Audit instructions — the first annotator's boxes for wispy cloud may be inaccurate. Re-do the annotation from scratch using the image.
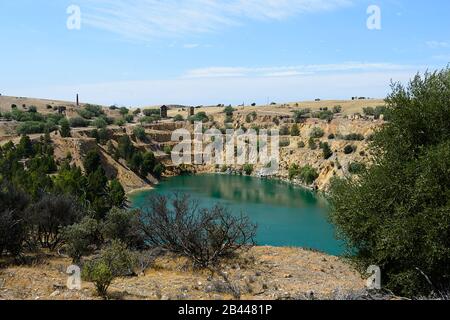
[79,0,352,40]
[426,41,450,49]
[182,62,418,78]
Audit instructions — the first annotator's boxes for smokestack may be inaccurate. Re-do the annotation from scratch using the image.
[76,94,79,106]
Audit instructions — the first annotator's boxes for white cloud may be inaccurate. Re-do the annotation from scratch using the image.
[182,62,418,78]
[426,41,450,49]
[183,43,200,49]
[79,0,352,40]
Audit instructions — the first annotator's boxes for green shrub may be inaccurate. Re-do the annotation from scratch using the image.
[298,141,305,148]
[82,260,114,298]
[333,105,342,113]
[279,138,290,148]
[328,133,335,140]
[243,164,254,175]
[291,124,300,136]
[223,106,236,116]
[280,126,290,136]
[92,118,107,129]
[173,114,184,122]
[17,121,56,135]
[59,118,71,137]
[188,112,208,123]
[321,142,333,159]
[124,114,134,123]
[63,217,101,262]
[115,118,126,126]
[298,165,319,185]
[133,126,147,141]
[70,117,89,128]
[348,162,366,174]
[344,133,365,141]
[288,164,300,180]
[344,145,355,154]
[310,127,324,138]
[143,109,159,117]
[308,137,317,150]
[82,241,136,297]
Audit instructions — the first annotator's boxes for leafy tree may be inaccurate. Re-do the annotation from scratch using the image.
[329,68,450,297]
[102,208,144,249]
[83,150,102,175]
[117,136,135,161]
[140,151,156,177]
[27,194,85,250]
[108,179,127,209]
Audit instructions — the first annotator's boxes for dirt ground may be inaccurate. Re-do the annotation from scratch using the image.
[0,247,365,301]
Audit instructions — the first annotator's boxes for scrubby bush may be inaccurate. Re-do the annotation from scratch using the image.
[329,68,450,297]
[333,105,342,113]
[92,118,107,129]
[140,194,256,268]
[344,145,355,154]
[310,127,324,138]
[124,114,134,123]
[297,141,305,148]
[279,138,290,148]
[321,142,333,160]
[17,121,56,135]
[223,106,236,116]
[243,164,254,175]
[308,137,317,150]
[63,217,101,262]
[143,109,159,117]
[189,112,208,123]
[291,124,300,136]
[298,165,319,185]
[59,118,71,137]
[173,114,184,122]
[70,117,89,128]
[344,133,365,141]
[133,126,147,141]
[280,126,290,136]
[82,240,136,297]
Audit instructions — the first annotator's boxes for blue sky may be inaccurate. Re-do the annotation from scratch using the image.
[0,0,449,106]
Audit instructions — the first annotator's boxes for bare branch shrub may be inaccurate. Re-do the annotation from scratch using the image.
[140,193,257,269]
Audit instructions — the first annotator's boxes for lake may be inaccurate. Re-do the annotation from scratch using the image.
[129,174,345,256]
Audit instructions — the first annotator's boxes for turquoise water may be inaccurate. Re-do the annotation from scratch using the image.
[129,174,345,256]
